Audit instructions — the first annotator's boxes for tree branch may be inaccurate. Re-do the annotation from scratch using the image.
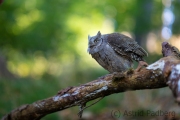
[2,42,180,120]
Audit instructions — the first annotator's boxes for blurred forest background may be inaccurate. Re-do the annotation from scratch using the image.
[1,0,180,119]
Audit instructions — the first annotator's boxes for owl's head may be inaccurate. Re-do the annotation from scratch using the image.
[87,31,103,54]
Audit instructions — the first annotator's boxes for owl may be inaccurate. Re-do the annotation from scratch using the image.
[87,31,148,73]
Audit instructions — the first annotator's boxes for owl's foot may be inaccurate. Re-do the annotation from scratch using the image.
[127,67,134,75]
[135,61,148,72]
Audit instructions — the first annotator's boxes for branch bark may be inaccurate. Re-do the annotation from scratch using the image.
[2,42,180,120]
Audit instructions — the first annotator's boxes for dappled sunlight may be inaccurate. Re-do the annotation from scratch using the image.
[24,0,37,10]
[12,9,43,35]
[48,60,62,76]
[146,32,162,54]
[32,56,47,79]
[169,35,180,50]
[7,50,48,79]
[17,63,30,77]
[102,18,115,33]
[60,52,75,64]
[66,14,104,34]
[146,33,180,55]
[121,31,134,38]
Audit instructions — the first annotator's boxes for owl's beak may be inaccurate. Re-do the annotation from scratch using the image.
[89,45,95,48]
[87,45,95,54]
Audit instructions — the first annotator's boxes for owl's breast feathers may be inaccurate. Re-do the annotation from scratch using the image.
[106,33,148,62]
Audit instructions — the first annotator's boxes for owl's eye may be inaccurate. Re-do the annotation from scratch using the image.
[94,40,98,43]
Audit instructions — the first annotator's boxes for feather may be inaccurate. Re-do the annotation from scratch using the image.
[107,33,148,62]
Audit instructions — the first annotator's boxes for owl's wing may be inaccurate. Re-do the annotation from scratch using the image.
[107,33,148,61]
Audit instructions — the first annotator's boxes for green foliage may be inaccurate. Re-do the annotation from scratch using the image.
[0,0,177,79]
[0,0,166,55]
[0,78,60,119]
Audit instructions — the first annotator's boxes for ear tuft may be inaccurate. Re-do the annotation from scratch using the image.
[97,31,101,37]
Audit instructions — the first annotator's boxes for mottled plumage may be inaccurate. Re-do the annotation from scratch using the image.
[87,31,148,73]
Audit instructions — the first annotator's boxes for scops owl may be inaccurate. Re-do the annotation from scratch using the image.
[87,31,148,73]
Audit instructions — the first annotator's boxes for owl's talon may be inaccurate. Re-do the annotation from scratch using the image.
[127,67,134,75]
[127,67,134,71]
[135,61,148,72]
